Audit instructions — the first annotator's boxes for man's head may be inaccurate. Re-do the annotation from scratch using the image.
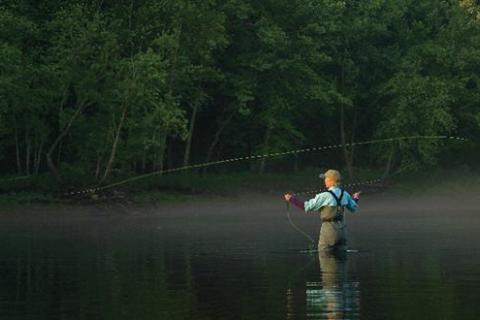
[319,169,341,188]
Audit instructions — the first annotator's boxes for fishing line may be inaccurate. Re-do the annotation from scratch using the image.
[286,201,316,244]
[292,178,384,196]
[66,135,467,196]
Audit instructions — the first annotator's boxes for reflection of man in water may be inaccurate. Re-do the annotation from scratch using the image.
[284,169,360,253]
[286,252,360,320]
[305,252,360,319]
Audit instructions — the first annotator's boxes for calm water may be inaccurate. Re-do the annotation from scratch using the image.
[1,195,479,319]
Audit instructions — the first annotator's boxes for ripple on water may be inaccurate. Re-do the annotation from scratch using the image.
[304,281,361,320]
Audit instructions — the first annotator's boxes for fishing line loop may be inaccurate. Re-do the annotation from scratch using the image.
[66,135,468,196]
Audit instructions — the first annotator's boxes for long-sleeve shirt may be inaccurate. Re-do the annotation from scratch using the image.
[289,186,358,212]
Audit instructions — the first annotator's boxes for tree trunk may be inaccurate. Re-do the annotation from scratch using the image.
[340,102,354,178]
[14,122,21,175]
[25,140,31,176]
[25,128,31,176]
[95,154,102,180]
[46,99,88,182]
[156,131,167,174]
[183,104,198,167]
[34,140,44,175]
[382,146,395,180]
[248,142,257,173]
[339,62,354,179]
[349,102,358,168]
[258,125,272,175]
[203,112,234,173]
[56,139,63,168]
[151,129,159,171]
[33,133,38,175]
[99,103,128,184]
[141,150,146,174]
[167,138,174,170]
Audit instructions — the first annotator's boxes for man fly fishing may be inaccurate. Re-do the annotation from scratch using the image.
[284,169,361,253]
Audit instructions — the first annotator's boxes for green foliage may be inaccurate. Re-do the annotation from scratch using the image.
[376,74,455,169]
[0,0,479,191]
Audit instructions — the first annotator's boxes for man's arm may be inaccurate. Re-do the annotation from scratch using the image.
[286,195,305,210]
[284,193,327,212]
[304,193,327,211]
[346,191,361,212]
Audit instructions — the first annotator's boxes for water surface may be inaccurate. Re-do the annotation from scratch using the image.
[1,193,479,319]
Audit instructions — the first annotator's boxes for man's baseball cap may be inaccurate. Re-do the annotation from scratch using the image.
[319,169,342,183]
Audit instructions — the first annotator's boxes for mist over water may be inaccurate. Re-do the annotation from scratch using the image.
[1,192,479,320]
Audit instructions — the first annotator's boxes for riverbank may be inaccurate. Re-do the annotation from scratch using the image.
[0,167,478,206]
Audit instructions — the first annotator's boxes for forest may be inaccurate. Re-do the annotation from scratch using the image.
[1,0,479,193]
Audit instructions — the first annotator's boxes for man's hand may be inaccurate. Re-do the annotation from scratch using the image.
[353,191,361,200]
[284,193,293,202]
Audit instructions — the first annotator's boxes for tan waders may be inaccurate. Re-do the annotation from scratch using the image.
[318,190,347,252]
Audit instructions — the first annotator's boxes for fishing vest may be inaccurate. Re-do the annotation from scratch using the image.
[320,189,345,223]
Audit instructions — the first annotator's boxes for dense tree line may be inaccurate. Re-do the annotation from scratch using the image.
[1,0,479,188]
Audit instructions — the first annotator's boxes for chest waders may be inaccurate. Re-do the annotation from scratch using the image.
[318,189,347,252]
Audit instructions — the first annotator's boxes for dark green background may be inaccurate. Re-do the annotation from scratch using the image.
[1,0,479,192]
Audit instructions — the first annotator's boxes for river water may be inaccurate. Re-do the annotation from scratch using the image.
[1,193,479,319]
